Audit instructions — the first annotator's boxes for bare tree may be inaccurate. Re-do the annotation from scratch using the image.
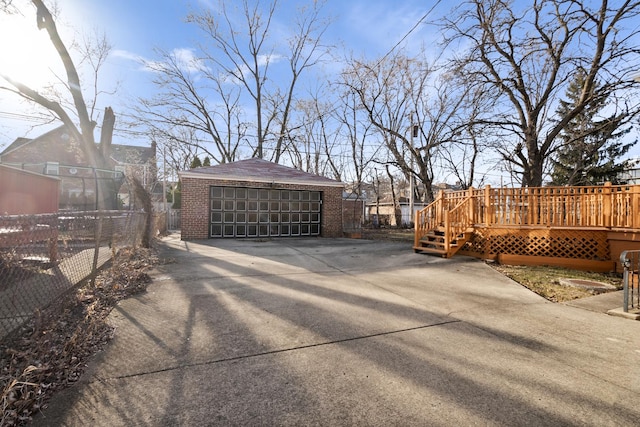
[343,53,471,202]
[435,83,496,189]
[287,98,322,175]
[0,0,119,207]
[443,0,640,187]
[1,0,16,13]
[156,127,203,174]
[332,85,378,197]
[183,0,330,163]
[136,47,247,165]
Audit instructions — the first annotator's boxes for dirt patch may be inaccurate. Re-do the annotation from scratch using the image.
[490,264,622,303]
[0,247,160,426]
[361,228,414,242]
[558,278,617,292]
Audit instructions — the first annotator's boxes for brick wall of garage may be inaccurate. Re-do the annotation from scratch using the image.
[181,177,343,240]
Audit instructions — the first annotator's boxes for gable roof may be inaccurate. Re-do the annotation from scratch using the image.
[0,125,154,166]
[0,137,32,156]
[179,158,343,187]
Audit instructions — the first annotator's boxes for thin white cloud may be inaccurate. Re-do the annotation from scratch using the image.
[112,49,145,62]
[113,48,208,75]
[221,53,285,85]
[169,48,208,73]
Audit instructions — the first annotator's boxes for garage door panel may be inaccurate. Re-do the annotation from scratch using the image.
[211,224,222,237]
[210,186,322,238]
[211,187,223,198]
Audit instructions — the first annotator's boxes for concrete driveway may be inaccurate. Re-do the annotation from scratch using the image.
[35,235,640,426]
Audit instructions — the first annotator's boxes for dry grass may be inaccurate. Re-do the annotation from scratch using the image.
[489,263,622,302]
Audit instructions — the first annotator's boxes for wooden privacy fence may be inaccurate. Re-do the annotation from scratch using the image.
[414,183,640,272]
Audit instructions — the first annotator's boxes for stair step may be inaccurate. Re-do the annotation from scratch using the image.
[420,239,445,247]
[413,246,448,256]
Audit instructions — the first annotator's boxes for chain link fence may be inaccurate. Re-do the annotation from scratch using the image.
[0,211,147,340]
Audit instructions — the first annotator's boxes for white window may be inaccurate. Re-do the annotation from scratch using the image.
[45,161,59,175]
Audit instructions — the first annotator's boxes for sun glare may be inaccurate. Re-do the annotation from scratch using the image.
[0,13,63,90]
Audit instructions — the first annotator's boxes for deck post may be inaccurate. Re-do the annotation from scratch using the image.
[468,187,475,224]
[633,185,640,229]
[437,190,445,225]
[603,182,612,228]
[444,208,450,254]
[484,185,492,226]
[413,207,420,248]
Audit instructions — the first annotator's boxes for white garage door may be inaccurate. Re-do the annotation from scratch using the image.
[210,186,322,238]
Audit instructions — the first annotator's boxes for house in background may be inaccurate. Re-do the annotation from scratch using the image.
[109,143,158,208]
[365,197,428,227]
[0,164,59,215]
[0,126,156,210]
[342,192,365,234]
[618,158,640,184]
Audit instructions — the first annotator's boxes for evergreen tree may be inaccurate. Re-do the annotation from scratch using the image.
[190,156,202,168]
[551,72,635,186]
[202,156,211,166]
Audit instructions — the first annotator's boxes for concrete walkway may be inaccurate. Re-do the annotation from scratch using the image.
[34,235,640,426]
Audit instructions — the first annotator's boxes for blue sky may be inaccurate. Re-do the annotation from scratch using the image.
[0,0,446,147]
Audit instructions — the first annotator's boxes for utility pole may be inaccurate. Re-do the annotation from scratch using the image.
[409,113,417,225]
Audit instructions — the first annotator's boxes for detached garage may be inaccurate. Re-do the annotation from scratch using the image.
[179,158,344,240]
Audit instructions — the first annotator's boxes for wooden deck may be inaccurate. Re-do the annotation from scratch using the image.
[414,183,640,272]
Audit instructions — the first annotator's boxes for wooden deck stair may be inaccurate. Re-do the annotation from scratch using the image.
[412,183,640,271]
[414,226,473,257]
[413,192,476,258]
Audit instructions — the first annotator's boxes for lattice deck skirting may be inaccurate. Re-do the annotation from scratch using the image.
[415,184,640,271]
[459,227,611,261]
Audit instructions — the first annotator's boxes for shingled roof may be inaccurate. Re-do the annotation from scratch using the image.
[179,158,343,187]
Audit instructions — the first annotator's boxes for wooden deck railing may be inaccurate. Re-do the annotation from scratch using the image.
[417,183,640,231]
[414,183,640,259]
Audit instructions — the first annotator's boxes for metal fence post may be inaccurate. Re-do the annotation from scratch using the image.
[620,250,630,313]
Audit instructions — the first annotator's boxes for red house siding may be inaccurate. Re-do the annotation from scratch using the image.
[0,166,59,215]
[181,177,343,240]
